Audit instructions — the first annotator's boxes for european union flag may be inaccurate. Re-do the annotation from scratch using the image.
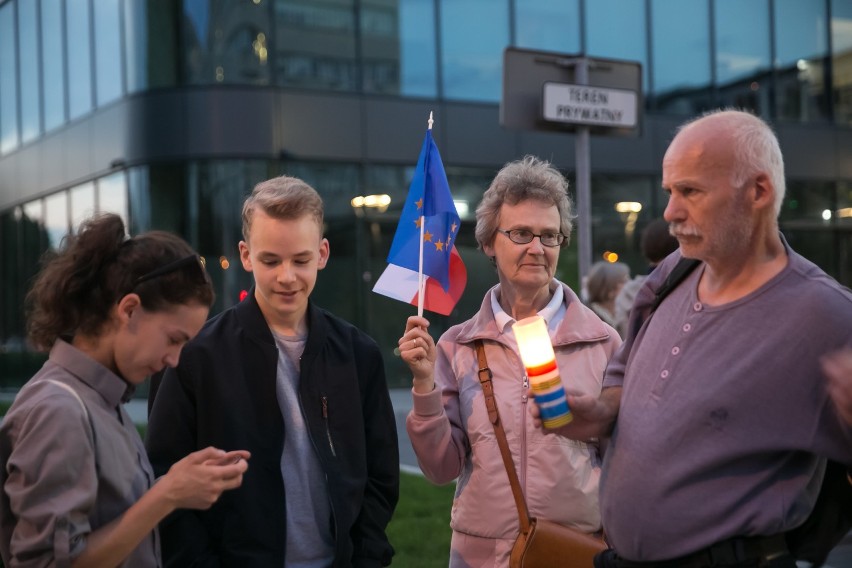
[386,129,460,291]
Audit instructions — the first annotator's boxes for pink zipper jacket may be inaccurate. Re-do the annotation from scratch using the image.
[407,282,622,541]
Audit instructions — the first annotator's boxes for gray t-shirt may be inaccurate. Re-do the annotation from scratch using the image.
[273,331,334,568]
[601,249,852,561]
[0,339,159,567]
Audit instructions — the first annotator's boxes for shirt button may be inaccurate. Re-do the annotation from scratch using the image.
[683,323,691,332]
[672,346,680,355]
[661,370,669,379]
[694,302,703,311]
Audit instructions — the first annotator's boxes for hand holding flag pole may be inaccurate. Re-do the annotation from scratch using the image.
[373,113,467,316]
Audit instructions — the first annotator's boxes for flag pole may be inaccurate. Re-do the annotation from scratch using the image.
[417,112,433,317]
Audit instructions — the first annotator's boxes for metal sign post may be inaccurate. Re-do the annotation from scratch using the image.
[574,57,592,285]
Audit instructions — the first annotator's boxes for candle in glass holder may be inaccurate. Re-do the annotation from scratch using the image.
[512,315,572,428]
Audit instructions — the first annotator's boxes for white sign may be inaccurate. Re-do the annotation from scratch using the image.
[542,82,638,128]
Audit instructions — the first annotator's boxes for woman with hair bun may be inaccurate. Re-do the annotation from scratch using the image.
[0,213,249,568]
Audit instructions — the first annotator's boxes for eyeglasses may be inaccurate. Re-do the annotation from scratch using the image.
[135,254,207,286]
[497,228,565,247]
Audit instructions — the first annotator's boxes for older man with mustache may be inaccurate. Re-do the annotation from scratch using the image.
[533,109,852,568]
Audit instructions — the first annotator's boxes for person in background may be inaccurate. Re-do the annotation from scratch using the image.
[146,175,399,567]
[532,109,852,567]
[586,260,630,333]
[614,218,680,337]
[398,155,621,567]
[0,213,249,568]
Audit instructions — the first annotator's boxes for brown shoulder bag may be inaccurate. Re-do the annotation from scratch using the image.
[473,340,607,568]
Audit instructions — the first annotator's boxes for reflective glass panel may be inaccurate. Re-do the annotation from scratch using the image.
[98,172,129,225]
[95,0,123,106]
[41,0,66,131]
[124,0,146,92]
[650,0,712,115]
[396,0,437,97]
[67,0,93,119]
[19,0,41,143]
[362,0,406,94]
[773,0,829,122]
[70,183,96,232]
[714,0,771,116]
[274,0,355,90]
[44,191,69,250]
[0,3,19,153]
[516,0,580,54]
[832,0,852,124]
[440,0,508,101]
[586,0,648,92]
[183,0,271,86]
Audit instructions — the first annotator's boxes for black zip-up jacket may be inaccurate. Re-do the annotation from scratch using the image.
[145,291,399,567]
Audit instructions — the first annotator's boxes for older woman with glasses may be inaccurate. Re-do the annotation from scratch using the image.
[0,213,249,568]
[398,155,622,567]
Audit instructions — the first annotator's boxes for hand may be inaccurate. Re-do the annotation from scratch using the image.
[398,315,436,393]
[528,387,622,441]
[161,447,250,511]
[823,348,852,426]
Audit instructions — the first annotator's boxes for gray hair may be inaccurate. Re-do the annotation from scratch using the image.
[474,155,574,250]
[680,109,786,216]
[586,261,629,304]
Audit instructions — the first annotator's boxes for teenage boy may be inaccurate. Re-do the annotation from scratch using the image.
[146,175,400,567]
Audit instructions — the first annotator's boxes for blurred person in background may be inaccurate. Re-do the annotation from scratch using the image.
[614,218,680,337]
[586,260,630,333]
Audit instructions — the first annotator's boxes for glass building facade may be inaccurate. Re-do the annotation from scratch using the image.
[1,0,851,389]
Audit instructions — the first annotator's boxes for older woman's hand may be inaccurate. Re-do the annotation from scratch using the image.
[399,315,437,393]
[823,348,852,426]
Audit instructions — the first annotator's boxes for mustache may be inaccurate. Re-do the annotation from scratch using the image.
[669,223,700,238]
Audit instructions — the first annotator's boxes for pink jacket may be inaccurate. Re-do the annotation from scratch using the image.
[407,282,622,540]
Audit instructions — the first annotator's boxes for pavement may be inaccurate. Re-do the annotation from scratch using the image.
[24,391,852,564]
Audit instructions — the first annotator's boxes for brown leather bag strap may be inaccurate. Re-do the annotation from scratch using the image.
[474,339,533,534]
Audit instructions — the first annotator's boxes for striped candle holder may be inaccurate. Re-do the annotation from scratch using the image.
[512,315,572,428]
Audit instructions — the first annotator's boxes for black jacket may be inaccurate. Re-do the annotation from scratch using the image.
[145,291,399,567]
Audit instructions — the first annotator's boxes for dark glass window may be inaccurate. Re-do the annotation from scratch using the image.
[832,0,852,124]
[41,0,66,131]
[780,180,837,278]
[650,0,712,115]
[183,0,271,86]
[440,0,508,102]
[67,0,93,120]
[274,0,356,91]
[592,175,658,273]
[361,2,400,94]
[515,0,580,54]
[0,3,18,154]
[395,0,437,97]
[773,0,830,122]
[714,0,771,116]
[18,0,40,144]
[95,0,124,106]
[124,0,147,92]
[586,0,648,92]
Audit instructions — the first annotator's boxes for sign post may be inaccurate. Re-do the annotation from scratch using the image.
[500,48,642,284]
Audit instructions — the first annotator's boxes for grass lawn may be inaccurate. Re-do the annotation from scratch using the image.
[387,471,455,567]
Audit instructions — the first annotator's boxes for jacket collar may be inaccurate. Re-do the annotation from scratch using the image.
[455,281,613,347]
[233,287,326,363]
